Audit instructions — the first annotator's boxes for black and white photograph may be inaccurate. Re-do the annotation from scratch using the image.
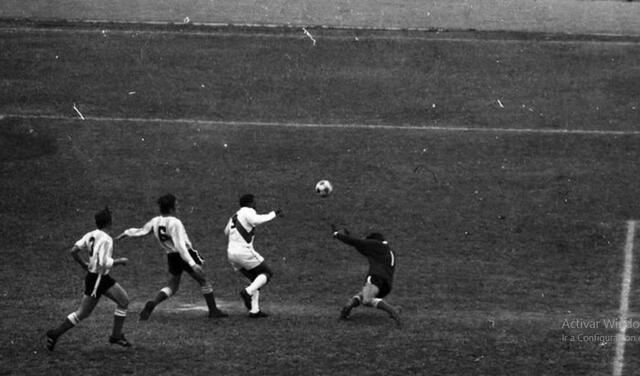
[1,0,640,374]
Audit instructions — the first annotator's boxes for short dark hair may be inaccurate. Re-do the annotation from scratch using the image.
[95,207,112,229]
[157,193,176,215]
[239,194,255,207]
[366,232,385,241]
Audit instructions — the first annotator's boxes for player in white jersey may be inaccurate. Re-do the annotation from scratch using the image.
[225,194,283,318]
[116,193,227,320]
[46,207,131,351]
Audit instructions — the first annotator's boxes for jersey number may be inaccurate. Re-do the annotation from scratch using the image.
[88,237,96,257]
[158,226,172,242]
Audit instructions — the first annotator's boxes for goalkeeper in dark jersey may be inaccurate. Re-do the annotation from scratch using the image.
[332,226,401,326]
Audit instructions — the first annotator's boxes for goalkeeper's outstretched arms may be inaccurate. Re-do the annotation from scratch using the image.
[331,225,363,247]
[332,225,382,251]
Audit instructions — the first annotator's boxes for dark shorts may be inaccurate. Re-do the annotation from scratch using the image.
[367,275,392,299]
[84,273,116,298]
[240,262,273,282]
[168,250,204,276]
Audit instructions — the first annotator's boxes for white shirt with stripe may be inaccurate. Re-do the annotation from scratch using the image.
[225,207,276,249]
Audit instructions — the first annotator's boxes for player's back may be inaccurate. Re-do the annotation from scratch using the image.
[226,208,255,247]
[76,229,113,274]
[337,233,396,282]
[149,215,190,254]
[362,241,395,281]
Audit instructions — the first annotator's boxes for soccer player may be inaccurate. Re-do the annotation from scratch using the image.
[225,194,283,318]
[46,207,131,351]
[116,193,227,320]
[332,226,401,326]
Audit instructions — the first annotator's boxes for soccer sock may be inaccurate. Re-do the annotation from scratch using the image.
[153,287,173,306]
[112,308,127,338]
[250,290,260,314]
[51,313,80,338]
[246,274,268,295]
[201,284,218,311]
[348,294,362,309]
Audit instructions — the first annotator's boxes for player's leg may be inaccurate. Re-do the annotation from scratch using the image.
[360,282,380,306]
[340,291,363,320]
[228,253,254,311]
[185,257,228,318]
[373,299,401,326]
[46,295,99,351]
[141,254,183,321]
[362,277,401,326]
[103,282,132,347]
[230,249,268,315]
[248,290,267,318]
[47,273,104,350]
[240,262,272,317]
[140,272,181,321]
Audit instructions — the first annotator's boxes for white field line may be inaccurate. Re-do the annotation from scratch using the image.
[3,113,640,136]
[1,24,640,46]
[613,220,636,376]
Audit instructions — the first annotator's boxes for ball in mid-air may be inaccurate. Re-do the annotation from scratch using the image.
[315,180,333,197]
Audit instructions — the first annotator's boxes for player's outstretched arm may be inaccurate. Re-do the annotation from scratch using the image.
[333,229,369,248]
[116,220,154,240]
[246,209,279,226]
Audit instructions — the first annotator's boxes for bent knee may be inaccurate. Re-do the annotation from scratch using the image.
[118,297,129,309]
[75,308,93,320]
[168,282,180,293]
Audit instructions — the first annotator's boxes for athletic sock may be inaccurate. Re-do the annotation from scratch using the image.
[112,308,127,338]
[349,295,362,308]
[250,290,260,314]
[153,287,172,306]
[50,313,79,338]
[246,274,268,295]
[203,290,218,312]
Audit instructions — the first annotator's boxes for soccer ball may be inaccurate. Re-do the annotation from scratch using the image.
[315,180,333,197]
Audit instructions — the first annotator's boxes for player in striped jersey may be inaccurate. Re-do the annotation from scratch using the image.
[225,194,283,318]
[332,226,401,326]
[46,207,131,351]
[116,193,227,320]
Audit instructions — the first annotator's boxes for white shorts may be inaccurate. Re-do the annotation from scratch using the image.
[227,246,264,271]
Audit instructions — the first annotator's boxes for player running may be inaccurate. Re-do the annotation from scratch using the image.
[46,207,132,351]
[332,225,401,326]
[225,194,283,318]
[116,193,227,320]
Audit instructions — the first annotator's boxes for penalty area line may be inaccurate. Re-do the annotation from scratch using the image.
[613,220,636,376]
[3,113,640,136]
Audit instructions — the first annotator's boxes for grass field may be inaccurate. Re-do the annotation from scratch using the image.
[2,21,640,375]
